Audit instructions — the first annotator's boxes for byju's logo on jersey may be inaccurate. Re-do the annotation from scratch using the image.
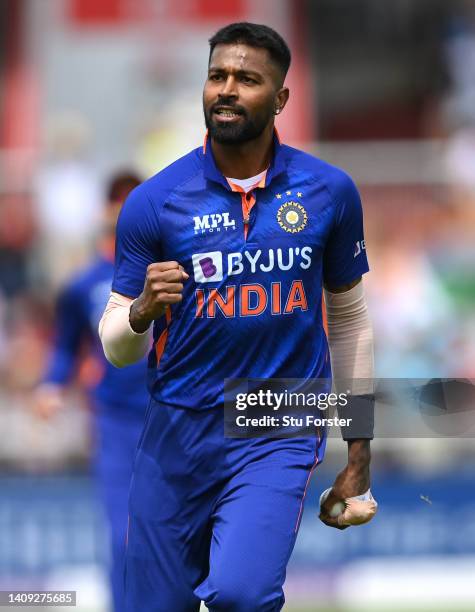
[193,212,236,235]
[192,251,223,283]
[192,246,313,284]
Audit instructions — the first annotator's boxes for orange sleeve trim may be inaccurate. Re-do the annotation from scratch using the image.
[322,295,328,335]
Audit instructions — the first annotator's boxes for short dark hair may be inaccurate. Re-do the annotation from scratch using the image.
[209,22,291,81]
[106,171,141,204]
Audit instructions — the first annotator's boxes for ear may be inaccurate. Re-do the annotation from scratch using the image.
[274,87,289,115]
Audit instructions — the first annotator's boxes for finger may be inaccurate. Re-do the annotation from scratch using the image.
[156,283,183,294]
[150,269,185,283]
[178,265,190,280]
[337,498,378,526]
[158,293,183,304]
[148,261,180,273]
[318,512,348,530]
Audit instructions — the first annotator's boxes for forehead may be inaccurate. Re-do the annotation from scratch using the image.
[209,43,278,80]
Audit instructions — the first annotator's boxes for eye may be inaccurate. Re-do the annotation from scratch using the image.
[209,73,223,82]
[240,75,256,84]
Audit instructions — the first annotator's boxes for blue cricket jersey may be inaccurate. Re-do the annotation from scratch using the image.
[112,133,369,411]
[44,254,149,413]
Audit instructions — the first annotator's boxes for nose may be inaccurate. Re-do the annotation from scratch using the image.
[218,75,238,99]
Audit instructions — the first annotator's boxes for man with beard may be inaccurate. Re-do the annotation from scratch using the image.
[99,22,376,611]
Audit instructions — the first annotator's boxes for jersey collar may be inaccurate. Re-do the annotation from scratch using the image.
[202,128,287,190]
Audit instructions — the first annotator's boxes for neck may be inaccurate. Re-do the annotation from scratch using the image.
[211,122,274,179]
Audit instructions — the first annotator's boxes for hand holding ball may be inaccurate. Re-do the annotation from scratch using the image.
[319,488,377,527]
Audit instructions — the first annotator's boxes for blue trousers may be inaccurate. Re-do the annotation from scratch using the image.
[95,404,146,612]
[125,401,325,612]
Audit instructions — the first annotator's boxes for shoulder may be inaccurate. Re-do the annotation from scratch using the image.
[283,145,360,203]
[140,147,203,205]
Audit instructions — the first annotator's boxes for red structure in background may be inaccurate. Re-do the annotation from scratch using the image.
[0,0,38,153]
[67,0,315,145]
[279,0,316,143]
[69,0,246,25]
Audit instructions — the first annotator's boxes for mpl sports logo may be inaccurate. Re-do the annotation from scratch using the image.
[193,212,236,235]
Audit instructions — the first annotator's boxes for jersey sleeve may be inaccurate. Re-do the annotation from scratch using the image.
[322,172,369,288]
[43,282,87,385]
[112,185,161,298]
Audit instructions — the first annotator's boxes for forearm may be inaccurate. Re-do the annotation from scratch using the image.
[324,281,374,392]
[99,292,152,367]
[347,438,371,489]
[324,281,375,439]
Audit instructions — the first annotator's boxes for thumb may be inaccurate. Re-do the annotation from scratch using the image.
[337,496,378,526]
[178,265,189,280]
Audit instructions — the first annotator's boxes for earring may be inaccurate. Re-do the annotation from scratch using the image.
[275,108,281,115]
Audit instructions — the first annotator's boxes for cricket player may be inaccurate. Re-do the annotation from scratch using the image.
[34,172,149,612]
[100,23,376,612]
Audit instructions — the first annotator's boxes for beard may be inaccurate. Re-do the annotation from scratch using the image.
[204,99,274,144]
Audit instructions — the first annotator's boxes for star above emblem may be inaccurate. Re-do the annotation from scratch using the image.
[297,192,303,197]
[286,190,292,196]
[276,193,282,199]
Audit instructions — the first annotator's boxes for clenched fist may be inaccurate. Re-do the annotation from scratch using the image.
[130,261,189,333]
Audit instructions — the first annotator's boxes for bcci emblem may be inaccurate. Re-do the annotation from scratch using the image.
[277,201,308,233]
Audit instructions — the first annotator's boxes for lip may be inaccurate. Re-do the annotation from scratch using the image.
[212,107,243,123]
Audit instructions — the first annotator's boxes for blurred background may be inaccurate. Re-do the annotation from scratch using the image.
[1,0,475,610]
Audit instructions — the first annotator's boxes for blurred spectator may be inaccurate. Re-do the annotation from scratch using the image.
[0,192,36,297]
[34,112,102,291]
[32,170,149,612]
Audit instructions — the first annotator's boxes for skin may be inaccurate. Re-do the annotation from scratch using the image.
[203,43,289,178]
[319,276,371,529]
[319,439,371,530]
[129,45,371,530]
[131,42,290,329]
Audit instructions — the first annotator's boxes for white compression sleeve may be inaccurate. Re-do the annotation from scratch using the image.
[98,292,152,368]
[324,281,374,395]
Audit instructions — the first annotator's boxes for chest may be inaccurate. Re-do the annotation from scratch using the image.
[159,177,335,271]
